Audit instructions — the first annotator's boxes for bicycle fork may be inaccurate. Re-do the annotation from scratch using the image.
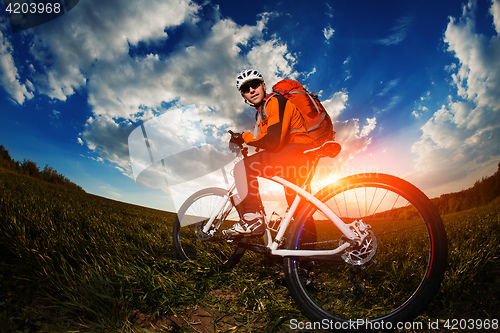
[201,184,236,236]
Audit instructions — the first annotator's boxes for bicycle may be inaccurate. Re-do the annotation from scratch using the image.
[172,134,448,327]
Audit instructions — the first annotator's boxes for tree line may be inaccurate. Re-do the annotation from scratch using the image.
[1,143,498,214]
[431,162,500,215]
[0,145,84,192]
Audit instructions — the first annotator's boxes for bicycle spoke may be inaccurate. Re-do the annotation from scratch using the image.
[285,173,447,324]
[173,188,246,269]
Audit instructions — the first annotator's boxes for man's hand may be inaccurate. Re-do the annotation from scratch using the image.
[229,131,244,146]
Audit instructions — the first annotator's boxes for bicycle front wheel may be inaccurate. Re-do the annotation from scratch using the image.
[172,187,246,268]
[284,173,447,327]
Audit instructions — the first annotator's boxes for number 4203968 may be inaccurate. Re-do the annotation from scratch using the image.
[5,2,62,14]
[444,319,498,330]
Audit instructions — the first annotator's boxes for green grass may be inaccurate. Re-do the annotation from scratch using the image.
[430,205,500,320]
[1,168,499,332]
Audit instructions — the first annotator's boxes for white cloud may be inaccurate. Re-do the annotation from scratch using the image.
[420,91,431,101]
[325,3,334,19]
[411,0,500,190]
[29,0,199,103]
[377,16,412,46]
[412,105,428,119]
[303,67,317,79]
[361,117,377,137]
[81,114,136,173]
[333,117,376,166]
[316,91,376,171]
[492,0,500,32]
[0,20,34,104]
[377,79,399,97]
[343,56,352,81]
[107,191,122,198]
[322,91,348,120]
[323,26,335,43]
[247,25,298,82]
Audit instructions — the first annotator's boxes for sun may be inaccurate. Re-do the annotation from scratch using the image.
[311,171,342,193]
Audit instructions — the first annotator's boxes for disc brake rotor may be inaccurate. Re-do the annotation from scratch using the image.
[340,222,377,265]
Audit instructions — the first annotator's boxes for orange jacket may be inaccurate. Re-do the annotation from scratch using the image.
[242,94,313,152]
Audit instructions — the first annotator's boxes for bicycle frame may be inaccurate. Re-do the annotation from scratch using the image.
[267,176,358,256]
[174,141,448,324]
[200,161,362,258]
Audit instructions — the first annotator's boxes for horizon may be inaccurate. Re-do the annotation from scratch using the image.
[1,0,499,213]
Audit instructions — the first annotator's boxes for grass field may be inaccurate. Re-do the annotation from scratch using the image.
[0,168,499,332]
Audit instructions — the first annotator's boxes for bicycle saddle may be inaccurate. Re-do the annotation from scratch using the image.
[304,141,342,159]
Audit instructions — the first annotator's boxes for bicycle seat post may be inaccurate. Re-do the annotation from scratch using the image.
[302,156,320,191]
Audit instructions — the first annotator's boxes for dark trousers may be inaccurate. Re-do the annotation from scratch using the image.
[234,144,314,215]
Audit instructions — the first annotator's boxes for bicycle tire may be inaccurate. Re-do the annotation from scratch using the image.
[172,187,246,268]
[284,173,447,328]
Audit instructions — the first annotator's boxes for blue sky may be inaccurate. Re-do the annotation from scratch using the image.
[1,0,499,212]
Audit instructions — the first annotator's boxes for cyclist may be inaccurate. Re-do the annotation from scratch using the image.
[223,69,315,239]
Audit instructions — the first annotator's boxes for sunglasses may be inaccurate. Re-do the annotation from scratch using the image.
[240,80,262,94]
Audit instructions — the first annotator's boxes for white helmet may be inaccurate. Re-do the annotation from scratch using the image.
[236,69,264,91]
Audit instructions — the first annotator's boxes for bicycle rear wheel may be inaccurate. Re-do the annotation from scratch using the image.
[172,187,246,268]
[284,173,447,328]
